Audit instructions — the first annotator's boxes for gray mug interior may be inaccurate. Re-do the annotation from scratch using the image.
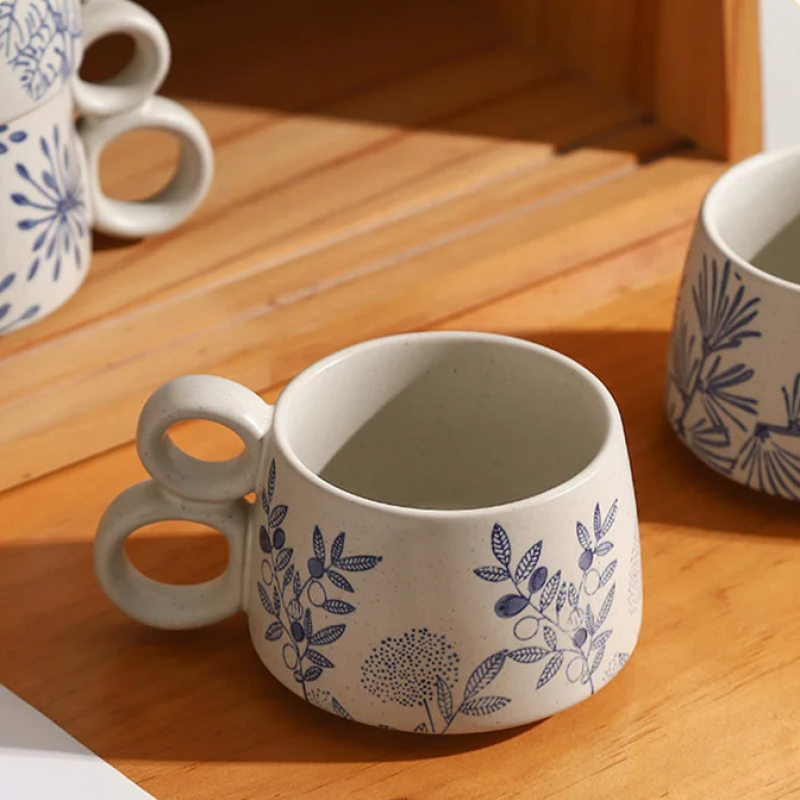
[710,149,800,285]
[276,336,613,510]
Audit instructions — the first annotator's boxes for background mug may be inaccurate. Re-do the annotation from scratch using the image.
[95,332,643,734]
[666,145,800,501]
[1,0,171,123]
[0,86,212,333]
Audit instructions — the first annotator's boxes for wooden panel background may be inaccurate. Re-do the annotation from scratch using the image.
[483,0,763,160]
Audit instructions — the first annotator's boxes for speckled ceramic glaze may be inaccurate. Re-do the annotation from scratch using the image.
[666,146,800,501]
[95,332,643,734]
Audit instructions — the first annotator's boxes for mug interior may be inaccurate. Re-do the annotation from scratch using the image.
[276,335,613,510]
[708,149,800,285]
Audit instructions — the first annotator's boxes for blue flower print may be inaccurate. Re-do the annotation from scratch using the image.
[0,0,81,101]
[256,459,382,710]
[475,501,621,695]
[12,124,87,282]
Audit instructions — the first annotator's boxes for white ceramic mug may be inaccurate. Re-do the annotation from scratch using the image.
[95,332,643,734]
[0,86,212,333]
[1,0,171,123]
[666,146,800,501]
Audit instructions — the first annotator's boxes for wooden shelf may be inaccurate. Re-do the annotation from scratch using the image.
[0,1,796,798]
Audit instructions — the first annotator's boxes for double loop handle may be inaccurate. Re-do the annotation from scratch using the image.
[95,376,273,629]
[75,0,214,237]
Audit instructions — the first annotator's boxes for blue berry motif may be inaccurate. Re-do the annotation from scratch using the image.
[475,501,625,695]
[668,255,800,499]
[256,459,382,714]
[0,0,81,102]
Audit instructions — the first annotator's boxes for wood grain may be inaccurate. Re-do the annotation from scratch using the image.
[1,2,795,799]
[485,0,763,159]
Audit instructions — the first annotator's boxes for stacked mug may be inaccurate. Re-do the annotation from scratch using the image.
[0,0,213,333]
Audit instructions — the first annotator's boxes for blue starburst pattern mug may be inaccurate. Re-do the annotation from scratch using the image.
[666,145,800,501]
[95,332,643,734]
[0,85,212,333]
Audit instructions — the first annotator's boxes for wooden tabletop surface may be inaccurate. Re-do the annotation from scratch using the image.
[1,0,799,797]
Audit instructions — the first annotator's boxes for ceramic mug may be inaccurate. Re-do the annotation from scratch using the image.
[0,85,212,333]
[95,332,643,734]
[666,145,800,501]
[1,0,171,123]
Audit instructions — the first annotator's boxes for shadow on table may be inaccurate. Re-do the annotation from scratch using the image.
[80,0,692,162]
[0,328,796,765]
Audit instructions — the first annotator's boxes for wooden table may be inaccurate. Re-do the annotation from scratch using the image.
[1,1,798,797]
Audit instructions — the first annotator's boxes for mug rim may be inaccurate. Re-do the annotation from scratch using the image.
[272,331,622,519]
[702,145,800,294]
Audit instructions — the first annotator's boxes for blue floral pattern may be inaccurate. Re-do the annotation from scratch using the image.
[0,122,40,331]
[668,255,800,499]
[475,500,622,695]
[257,459,382,710]
[0,0,80,102]
[10,124,87,283]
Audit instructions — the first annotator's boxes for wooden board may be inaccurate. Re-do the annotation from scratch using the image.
[0,1,796,798]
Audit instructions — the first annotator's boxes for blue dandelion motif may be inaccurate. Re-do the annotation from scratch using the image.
[12,123,87,282]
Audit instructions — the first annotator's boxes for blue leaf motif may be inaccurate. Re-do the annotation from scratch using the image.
[556,582,567,612]
[265,622,283,641]
[576,522,591,550]
[10,131,26,143]
[491,523,511,566]
[508,646,549,663]
[435,675,453,722]
[304,666,323,682]
[26,258,38,280]
[273,585,281,616]
[274,548,293,571]
[568,582,579,609]
[597,584,615,630]
[282,563,295,590]
[15,163,29,179]
[267,459,276,504]
[257,582,274,615]
[331,532,345,563]
[460,696,511,716]
[585,603,595,635]
[335,555,382,572]
[331,698,352,719]
[303,608,313,637]
[539,570,561,611]
[474,565,509,582]
[313,525,325,561]
[10,193,29,205]
[593,503,602,540]
[494,594,527,618]
[514,540,542,583]
[0,303,9,320]
[543,626,557,650]
[591,630,613,650]
[326,569,354,593]
[322,599,355,615]
[537,652,564,689]
[261,487,270,515]
[42,170,56,190]
[595,540,614,557]
[463,650,507,700]
[293,571,302,598]
[309,624,346,646]
[305,649,335,669]
[0,274,14,292]
[601,500,618,538]
[599,559,618,588]
[269,505,288,528]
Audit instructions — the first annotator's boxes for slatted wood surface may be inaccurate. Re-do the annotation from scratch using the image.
[1,1,798,798]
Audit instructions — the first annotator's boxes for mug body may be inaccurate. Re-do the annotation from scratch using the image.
[0,86,90,333]
[0,0,83,124]
[666,147,800,500]
[246,333,643,732]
